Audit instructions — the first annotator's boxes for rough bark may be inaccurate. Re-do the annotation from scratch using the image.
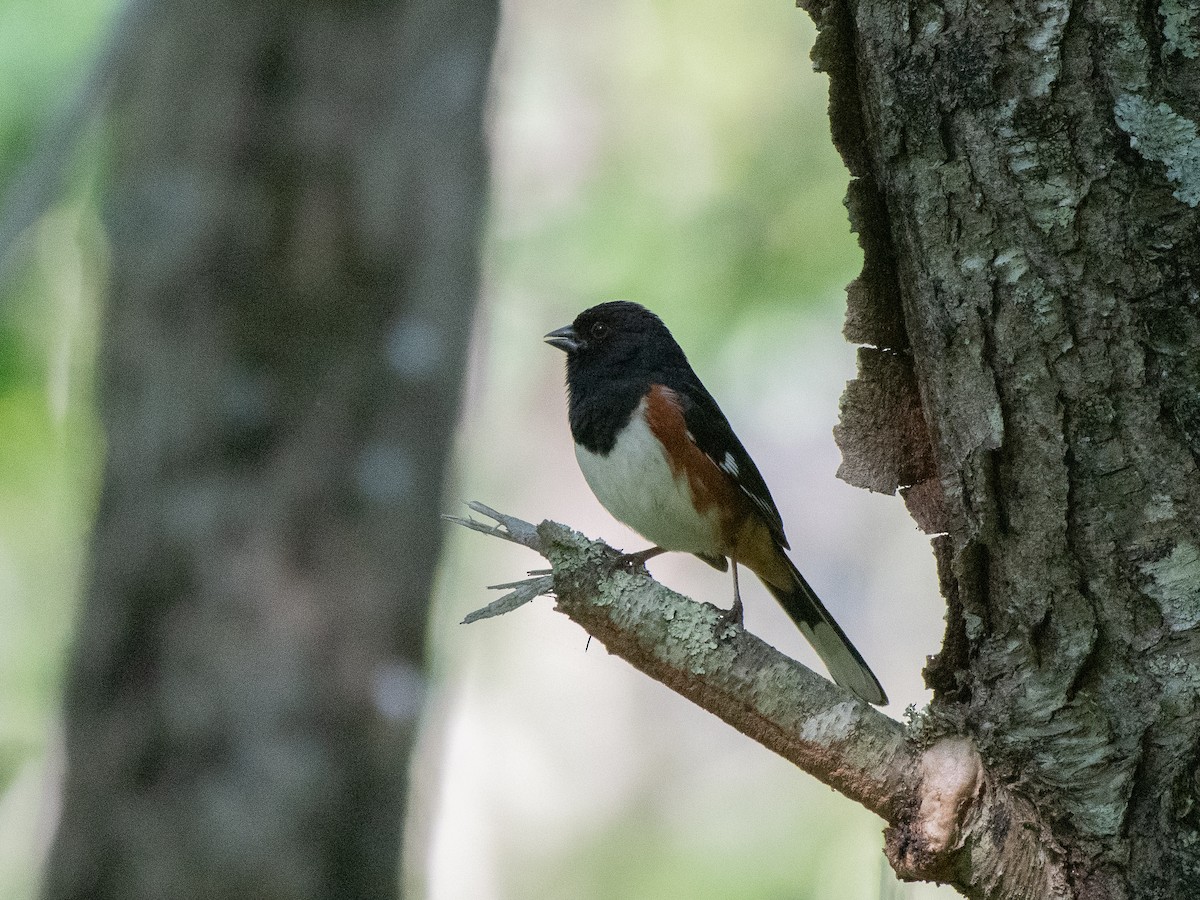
[42,2,497,899]
[814,0,1200,897]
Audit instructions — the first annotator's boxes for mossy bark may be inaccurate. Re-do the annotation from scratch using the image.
[814,0,1200,896]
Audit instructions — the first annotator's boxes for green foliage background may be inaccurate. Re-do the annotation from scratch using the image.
[1,1,111,896]
[0,1,949,898]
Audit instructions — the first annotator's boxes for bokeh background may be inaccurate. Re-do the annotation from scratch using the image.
[1,0,953,897]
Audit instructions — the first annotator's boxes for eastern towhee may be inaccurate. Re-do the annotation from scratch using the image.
[545,301,887,705]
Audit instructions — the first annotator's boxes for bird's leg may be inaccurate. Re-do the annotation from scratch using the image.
[715,560,744,631]
[615,546,668,570]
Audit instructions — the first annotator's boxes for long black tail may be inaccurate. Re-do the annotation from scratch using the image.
[761,557,887,706]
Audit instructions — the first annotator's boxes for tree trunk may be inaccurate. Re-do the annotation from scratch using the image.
[818,0,1200,896]
[42,2,497,898]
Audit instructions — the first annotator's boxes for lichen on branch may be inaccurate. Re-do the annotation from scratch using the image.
[451,502,1069,900]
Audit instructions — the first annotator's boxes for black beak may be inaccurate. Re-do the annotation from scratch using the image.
[544,324,581,353]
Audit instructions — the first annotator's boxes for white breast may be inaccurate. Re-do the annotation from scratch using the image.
[575,402,721,554]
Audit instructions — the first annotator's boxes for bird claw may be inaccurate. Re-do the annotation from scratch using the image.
[713,597,744,637]
[613,546,667,571]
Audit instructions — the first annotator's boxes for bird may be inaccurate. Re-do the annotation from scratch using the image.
[544,300,887,705]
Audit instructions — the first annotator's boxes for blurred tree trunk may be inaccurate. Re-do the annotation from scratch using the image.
[816,0,1200,896]
[42,2,496,898]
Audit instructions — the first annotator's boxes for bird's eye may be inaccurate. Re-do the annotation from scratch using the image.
[590,322,609,340]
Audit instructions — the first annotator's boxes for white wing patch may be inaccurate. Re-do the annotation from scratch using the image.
[719,452,739,477]
[709,448,776,527]
[712,449,773,522]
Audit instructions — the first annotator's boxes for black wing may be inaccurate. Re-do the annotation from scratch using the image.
[673,380,790,550]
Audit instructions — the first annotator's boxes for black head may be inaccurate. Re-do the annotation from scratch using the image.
[543,301,687,378]
[545,301,687,449]
[545,301,695,452]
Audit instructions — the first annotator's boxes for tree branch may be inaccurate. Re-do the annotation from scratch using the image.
[452,502,1073,900]
[451,502,910,817]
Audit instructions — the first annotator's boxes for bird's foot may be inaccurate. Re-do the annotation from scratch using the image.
[614,546,667,571]
[714,597,744,637]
